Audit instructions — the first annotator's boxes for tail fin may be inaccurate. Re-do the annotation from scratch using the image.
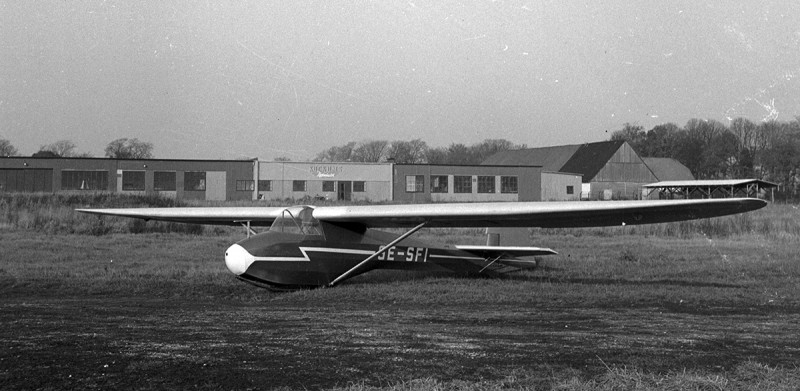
[486,227,531,246]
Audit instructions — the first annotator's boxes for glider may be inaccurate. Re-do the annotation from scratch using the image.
[77,198,766,290]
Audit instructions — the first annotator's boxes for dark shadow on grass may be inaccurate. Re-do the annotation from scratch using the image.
[504,274,744,289]
[345,269,744,290]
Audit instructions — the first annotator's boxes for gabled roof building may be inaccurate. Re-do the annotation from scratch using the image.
[483,140,660,200]
[642,157,695,181]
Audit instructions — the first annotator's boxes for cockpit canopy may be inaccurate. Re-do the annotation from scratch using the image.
[268,206,324,237]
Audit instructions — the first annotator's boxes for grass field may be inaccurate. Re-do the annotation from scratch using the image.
[1,195,799,389]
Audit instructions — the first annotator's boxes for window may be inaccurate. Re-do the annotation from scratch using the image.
[501,176,518,194]
[184,172,206,191]
[477,176,495,193]
[430,175,448,193]
[322,181,335,192]
[293,180,306,192]
[122,171,145,191]
[405,175,424,193]
[258,180,272,191]
[236,180,255,191]
[353,181,365,192]
[566,185,574,195]
[61,171,108,190]
[154,171,176,191]
[454,176,472,193]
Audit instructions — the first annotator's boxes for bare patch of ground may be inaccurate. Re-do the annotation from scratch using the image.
[2,296,799,389]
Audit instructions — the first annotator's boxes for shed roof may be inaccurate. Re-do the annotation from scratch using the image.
[643,179,778,188]
[642,157,695,181]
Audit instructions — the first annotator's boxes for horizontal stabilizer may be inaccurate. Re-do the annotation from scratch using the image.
[455,245,557,257]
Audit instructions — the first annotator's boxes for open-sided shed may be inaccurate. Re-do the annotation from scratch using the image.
[643,179,777,201]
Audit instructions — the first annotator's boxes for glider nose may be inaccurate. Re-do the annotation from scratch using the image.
[225,244,255,275]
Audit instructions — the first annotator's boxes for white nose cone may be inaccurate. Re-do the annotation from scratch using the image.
[225,244,255,275]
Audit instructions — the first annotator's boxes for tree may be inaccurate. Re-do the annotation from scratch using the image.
[423,146,448,164]
[705,130,739,178]
[351,140,389,162]
[387,139,428,163]
[729,118,758,177]
[104,138,154,159]
[469,139,522,163]
[444,143,475,165]
[314,142,357,162]
[38,140,78,157]
[641,123,681,157]
[31,150,60,158]
[0,138,18,156]
[610,123,646,153]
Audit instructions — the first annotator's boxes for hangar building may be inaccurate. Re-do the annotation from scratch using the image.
[0,157,256,201]
[256,161,392,201]
[257,161,580,202]
[2,157,583,203]
[483,140,661,200]
[392,164,580,202]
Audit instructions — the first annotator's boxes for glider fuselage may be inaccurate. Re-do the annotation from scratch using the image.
[225,227,498,290]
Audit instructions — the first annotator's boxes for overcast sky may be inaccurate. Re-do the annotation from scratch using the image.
[2,1,799,160]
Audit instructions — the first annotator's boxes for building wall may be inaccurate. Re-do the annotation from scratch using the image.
[541,172,582,201]
[392,164,541,202]
[588,143,658,200]
[0,157,255,201]
[257,161,393,201]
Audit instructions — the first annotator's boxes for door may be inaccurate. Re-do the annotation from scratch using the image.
[205,171,227,201]
[337,181,351,201]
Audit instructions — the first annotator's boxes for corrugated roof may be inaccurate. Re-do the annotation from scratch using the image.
[643,179,778,188]
[642,157,695,181]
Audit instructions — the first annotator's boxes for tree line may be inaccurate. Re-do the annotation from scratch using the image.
[3,116,798,199]
[0,138,154,159]
[610,117,800,199]
[313,138,526,165]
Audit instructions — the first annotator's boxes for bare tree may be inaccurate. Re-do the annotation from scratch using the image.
[314,141,357,162]
[471,139,522,163]
[387,139,428,163]
[352,140,389,162]
[611,123,647,153]
[423,146,448,164]
[0,138,18,156]
[38,140,78,157]
[105,138,154,159]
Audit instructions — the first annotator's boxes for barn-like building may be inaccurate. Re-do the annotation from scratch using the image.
[483,140,664,200]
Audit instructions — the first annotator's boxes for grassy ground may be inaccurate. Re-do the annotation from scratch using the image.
[1,196,799,389]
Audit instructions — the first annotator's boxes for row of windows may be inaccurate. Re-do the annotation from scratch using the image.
[285,180,366,192]
[63,170,251,192]
[406,175,519,194]
[120,171,206,191]
[62,171,108,191]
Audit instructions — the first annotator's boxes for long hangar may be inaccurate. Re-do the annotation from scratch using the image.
[0,157,582,202]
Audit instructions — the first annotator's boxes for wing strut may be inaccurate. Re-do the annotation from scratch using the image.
[235,220,257,238]
[479,254,504,274]
[328,221,427,287]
